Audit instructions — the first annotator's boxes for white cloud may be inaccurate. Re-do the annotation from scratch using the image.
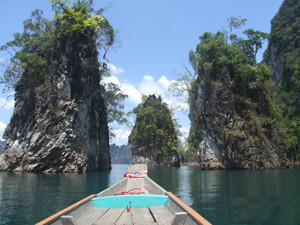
[180,126,190,139]
[122,83,142,104]
[102,75,121,86]
[0,121,7,141]
[111,129,131,146]
[158,76,171,90]
[100,65,190,145]
[0,57,5,64]
[107,63,125,76]
[138,75,166,97]
[0,98,15,110]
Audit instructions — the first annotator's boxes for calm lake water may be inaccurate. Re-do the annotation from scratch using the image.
[0,164,299,225]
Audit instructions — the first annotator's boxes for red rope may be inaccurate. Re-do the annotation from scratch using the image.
[124,171,148,178]
[114,188,145,196]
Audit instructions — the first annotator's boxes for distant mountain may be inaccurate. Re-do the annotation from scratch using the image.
[110,144,132,164]
[0,140,6,154]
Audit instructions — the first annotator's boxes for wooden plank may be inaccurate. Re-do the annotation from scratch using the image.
[149,206,173,225]
[97,178,128,197]
[76,207,108,225]
[132,207,155,224]
[68,201,94,220]
[166,192,212,225]
[60,216,78,225]
[127,177,145,191]
[93,208,124,225]
[36,194,97,225]
[171,212,188,225]
[144,177,167,195]
[141,187,149,194]
[128,164,147,172]
[115,209,133,225]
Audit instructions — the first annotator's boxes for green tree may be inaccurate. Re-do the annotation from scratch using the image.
[130,95,179,157]
[170,18,283,156]
[263,0,300,160]
[227,17,247,44]
[1,0,115,96]
[0,10,55,93]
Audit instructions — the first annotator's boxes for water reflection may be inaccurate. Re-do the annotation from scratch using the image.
[0,165,299,225]
[0,170,110,225]
[149,166,300,225]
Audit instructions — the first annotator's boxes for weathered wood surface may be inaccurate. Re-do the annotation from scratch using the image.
[97,178,128,197]
[36,164,212,225]
[132,207,157,225]
[115,209,133,225]
[94,208,124,225]
[128,164,147,172]
[76,207,108,225]
[149,206,173,225]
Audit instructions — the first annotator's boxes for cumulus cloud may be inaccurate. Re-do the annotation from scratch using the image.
[111,129,131,146]
[0,121,7,141]
[107,63,125,76]
[100,64,190,145]
[139,75,166,97]
[102,75,121,86]
[0,98,15,110]
[122,83,142,104]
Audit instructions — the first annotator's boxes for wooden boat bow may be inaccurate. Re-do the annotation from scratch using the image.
[36,164,212,225]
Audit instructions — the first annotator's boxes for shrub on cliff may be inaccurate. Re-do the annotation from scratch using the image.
[129,95,180,166]
[264,0,300,161]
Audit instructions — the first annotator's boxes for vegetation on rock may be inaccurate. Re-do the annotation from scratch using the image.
[264,0,300,162]
[171,17,289,169]
[129,95,180,166]
[0,0,127,172]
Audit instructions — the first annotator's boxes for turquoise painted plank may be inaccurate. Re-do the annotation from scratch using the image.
[92,195,168,209]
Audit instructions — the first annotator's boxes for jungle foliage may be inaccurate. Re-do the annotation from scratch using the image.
[130,95,179,157]
[174,17,285,153]
[0,0,127,134]
[264,0,300,161]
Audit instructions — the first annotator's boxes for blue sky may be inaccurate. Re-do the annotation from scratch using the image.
[0,0,284,145]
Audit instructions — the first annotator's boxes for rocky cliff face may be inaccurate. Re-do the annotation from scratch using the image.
[0,140,5,154]
[110,144,132,164]
[190,69,290,169]
[129,95,180,167]
[0,28,111,172]
[263,0,299,83]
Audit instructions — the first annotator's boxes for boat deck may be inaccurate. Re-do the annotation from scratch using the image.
[39,164,212,225]
[72,204,173,225]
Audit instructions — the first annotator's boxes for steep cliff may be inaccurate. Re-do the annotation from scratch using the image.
[264,0,300,83]
[0,2,112,172]
[129,95,180,167]
[188,32,290,170]
[0,140,5,154]
[264,0,300,161]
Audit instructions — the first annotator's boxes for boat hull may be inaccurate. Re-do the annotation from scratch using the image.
[36,164,211,225]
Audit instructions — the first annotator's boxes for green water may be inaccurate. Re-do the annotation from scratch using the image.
[0,164,299,225]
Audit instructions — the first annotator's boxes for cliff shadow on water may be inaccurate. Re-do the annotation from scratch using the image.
[0,171,110,225]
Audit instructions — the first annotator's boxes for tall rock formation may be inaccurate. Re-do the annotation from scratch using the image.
[129,95,180,167]
[0,6,111,172]
[188,32,290,170]
[264,0,300,83]
[264,0,300,161]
